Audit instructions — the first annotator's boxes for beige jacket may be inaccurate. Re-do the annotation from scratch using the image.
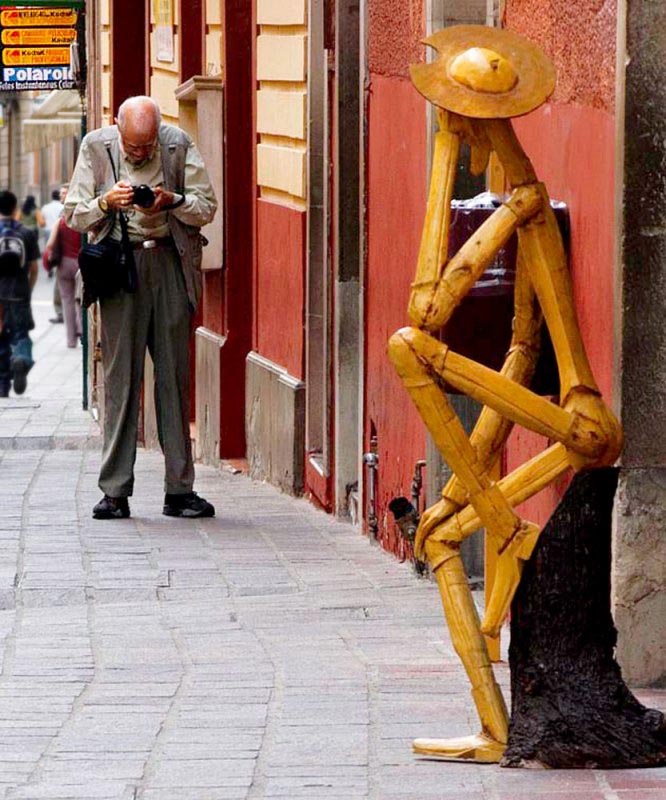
[65,123,217,309]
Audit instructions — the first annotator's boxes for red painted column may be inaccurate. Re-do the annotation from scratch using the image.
[216,0,254,457]
[110,0,147,113]
[176,0,203,424]
[179,0,203,82]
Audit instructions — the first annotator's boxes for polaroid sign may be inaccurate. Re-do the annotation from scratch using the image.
[0,64,75,91]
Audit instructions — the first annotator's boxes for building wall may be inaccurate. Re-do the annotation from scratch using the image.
[364,0,428,554]
[98,0,111,125]
[0,95,32,201]
[181,0,253,462]
[254,0,308,364]
[255,199,305,380]
[149,1,180,122]
[502,0,618,528]
[614,0,666,686]
[246,0,308,493]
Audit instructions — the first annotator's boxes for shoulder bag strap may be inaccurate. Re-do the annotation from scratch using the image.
[104,142,138,292]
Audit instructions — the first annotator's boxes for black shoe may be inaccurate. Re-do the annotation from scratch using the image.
[93,495,130,519]
[163,491,215,518]
[0,385,8,398]
[49,316,64,324]
[11,360,28,395]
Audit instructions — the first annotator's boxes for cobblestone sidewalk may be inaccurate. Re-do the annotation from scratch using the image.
[0,272,664,799]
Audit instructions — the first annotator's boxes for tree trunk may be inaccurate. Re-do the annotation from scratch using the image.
[503,467,666,769]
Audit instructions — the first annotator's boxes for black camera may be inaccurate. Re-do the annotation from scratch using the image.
[131,184,155,208]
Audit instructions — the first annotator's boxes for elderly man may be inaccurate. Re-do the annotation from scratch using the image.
[65,96,217,520]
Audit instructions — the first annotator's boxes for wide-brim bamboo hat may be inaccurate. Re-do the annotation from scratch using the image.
[410,25,556,119]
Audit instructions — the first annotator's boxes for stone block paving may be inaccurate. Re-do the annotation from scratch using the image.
[0,273,664,799]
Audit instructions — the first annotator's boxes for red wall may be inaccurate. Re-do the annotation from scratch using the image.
[514,105,616,402]
[367,0,424,79]
[364,0,428,554]
[363,0,618,542]
[365,73,428,554]
[255,199,306,381]
[503,1,617,525]
[504,0,616,111]
[202,271,223,335]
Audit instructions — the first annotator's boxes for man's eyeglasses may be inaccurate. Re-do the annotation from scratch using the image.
[119,131,158,155]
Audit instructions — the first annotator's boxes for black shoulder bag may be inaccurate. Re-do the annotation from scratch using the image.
[78,145,138,308]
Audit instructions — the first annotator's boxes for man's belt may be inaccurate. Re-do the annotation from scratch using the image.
[131,236,174,250]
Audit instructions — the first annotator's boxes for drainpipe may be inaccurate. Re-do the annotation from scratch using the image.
[411,458,427,514]
[362,434,379,539]
[388,458,428,576]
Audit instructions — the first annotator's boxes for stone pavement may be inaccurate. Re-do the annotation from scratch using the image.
[0,271,664,799]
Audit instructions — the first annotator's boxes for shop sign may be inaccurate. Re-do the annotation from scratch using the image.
[1,27,77,46]
[0,8,77,26]
[0,5,78,91]
[3,46,70,64]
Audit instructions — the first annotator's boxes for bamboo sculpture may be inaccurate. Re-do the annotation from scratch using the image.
[388,25,623,763]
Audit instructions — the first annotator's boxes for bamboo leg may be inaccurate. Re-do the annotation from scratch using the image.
[429,443,572,637]
[484,497,501,663]
[390,250,549,762]
[388,330,534,548]
[431,443,571,548]
[412,537,508,762]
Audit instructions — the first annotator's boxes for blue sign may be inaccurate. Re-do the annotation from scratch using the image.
[1,63,75,90]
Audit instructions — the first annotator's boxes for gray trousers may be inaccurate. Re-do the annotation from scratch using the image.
[98,245,194,498]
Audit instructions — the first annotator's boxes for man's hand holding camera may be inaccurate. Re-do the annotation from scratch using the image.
[102,181,181,214]
[133,185,180,215]
[102,180,134,211]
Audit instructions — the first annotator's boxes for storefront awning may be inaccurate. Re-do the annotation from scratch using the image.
[22,89,82,153]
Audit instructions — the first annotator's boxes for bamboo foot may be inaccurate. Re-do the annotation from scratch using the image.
[413,733,506,763]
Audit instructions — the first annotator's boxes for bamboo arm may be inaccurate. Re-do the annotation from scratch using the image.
[440,244,543,505]
[518,195,598,403]
[408,121,461,326]
[417,185,543,331]
[486,118,599,403]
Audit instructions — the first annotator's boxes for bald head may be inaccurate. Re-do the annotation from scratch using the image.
[116,96,161,164]
[117,96,161,131]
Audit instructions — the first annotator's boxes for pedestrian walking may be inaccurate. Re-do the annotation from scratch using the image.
[64,95,218,520]
[0,191,39,397]
[44,187,82,348]
[41,188,64,243]
[41,187,66,323]
[17,195,45,245]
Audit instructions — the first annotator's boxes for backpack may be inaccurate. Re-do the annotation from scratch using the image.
[0,220,27,277]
